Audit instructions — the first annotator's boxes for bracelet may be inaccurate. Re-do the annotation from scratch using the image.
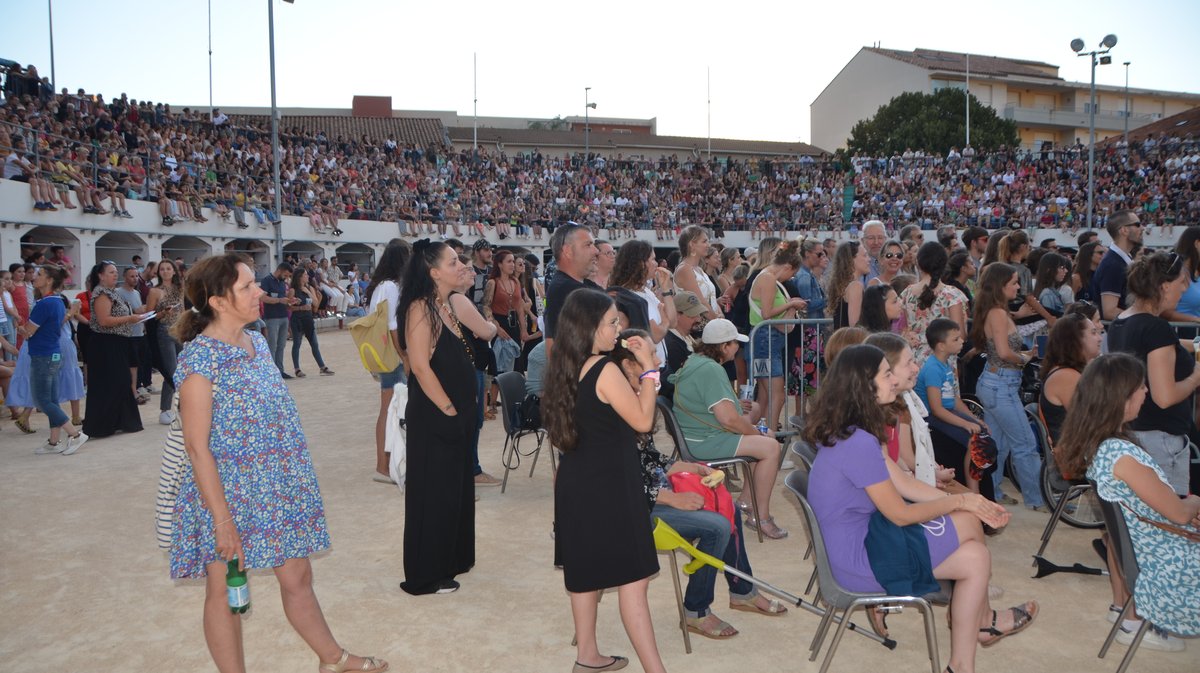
[639,370,660,382]
[214,516,233,527]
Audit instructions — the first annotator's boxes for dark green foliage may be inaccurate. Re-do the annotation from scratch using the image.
[846,88,1018,155]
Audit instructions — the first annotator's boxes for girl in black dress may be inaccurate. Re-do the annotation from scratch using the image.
[543,289,667,673]
[397,240,478,596]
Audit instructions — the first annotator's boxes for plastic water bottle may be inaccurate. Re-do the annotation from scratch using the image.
[756,417,769,435]
[226,558,250,614]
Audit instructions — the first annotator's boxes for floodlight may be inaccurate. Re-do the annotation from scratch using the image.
[1070,38,1085,53]
[1100,55,1112,65]
[1101,34,1118,49]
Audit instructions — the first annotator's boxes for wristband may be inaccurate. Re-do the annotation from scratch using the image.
[639,370,660,382]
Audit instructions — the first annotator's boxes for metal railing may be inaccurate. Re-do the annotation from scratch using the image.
[746,317,833,433]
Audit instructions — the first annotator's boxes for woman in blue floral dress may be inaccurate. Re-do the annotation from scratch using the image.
[170,254,387,673]
[1057,354,1200,647]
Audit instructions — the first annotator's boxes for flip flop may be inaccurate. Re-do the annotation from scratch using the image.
[686,615,738,639]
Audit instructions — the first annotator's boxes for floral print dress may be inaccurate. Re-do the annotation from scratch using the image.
[1089,438,1200,636]
[900,282,967,366]
[169,331,330,578]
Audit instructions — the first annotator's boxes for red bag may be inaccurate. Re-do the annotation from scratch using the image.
[668,471,736,534]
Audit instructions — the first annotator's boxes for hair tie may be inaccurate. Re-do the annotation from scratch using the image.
[190,306,201,315]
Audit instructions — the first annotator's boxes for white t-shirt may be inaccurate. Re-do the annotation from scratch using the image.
[637,287,669,365]
[369,280,401,331]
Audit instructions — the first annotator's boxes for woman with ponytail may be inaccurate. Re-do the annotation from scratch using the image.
[900,242,967,365]
[169,253,387,673]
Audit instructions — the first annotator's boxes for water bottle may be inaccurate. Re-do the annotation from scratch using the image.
[756,417,769,435]
[226,558,250,614]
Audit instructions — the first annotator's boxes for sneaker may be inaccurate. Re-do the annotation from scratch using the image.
[34,440,65,455]
[1115,623,1185,652]
[159,410,176,425]
[474,472,502,487]
[434,580,460,594]
[779,458,796,471]
[62,432,88,456]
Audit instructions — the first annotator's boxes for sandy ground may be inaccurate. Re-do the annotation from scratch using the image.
[1,329,1196,673]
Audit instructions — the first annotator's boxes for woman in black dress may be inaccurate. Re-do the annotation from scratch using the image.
[543,288,667,673]
[83,261,146,438]
[397,240,478,596]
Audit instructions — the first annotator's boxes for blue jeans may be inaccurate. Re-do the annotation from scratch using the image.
[264,317,289,374]
[30,354,68,428]
[0,320,15,361]
[651,505,755,617]
[157,328,182,412]
[976,368,1043,506]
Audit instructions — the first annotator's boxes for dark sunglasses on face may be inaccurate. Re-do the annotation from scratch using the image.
[883,252,903,259]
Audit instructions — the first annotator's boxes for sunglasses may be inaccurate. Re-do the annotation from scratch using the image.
[1167,252,1183,278]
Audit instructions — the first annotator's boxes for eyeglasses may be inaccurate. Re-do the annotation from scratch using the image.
[883,252,903,260]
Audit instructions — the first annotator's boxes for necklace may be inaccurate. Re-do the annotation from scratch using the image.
[435,296,475,365]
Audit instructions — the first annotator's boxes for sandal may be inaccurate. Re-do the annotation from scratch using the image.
[745,515,789,539]
[867,606,890,638]
[729,595,788,617]
[484,407,497,421]
[295,370,307,378]
[14,417,35,434]
[686,614,739,639]
[318,648,388,673]
[320,367,335,376]
[572,655,628,672]
[979,601,1039,647]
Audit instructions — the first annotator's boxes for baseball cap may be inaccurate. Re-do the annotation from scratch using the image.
[701,319,749,345]
[673,291,708,318]
[472,238,491,252]
[743,247,756,259]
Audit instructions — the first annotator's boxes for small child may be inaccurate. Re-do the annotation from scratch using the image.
[916,318,994,497]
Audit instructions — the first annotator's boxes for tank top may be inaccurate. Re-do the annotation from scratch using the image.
[749,274,790,328]
[985,329,1025,371]
[691,266,721,314]
[1038,367,1069,444]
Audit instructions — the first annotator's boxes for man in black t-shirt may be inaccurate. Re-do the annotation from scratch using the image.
[468,238,492,313]
[1090,209,1141,320]
[260,262,295,378]
[543,224,599,353]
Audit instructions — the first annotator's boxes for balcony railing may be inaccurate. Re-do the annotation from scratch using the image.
[1002,104,1161,129]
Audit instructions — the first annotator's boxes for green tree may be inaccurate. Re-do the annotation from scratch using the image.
[846,88,1018,156]
[528,115,569,131]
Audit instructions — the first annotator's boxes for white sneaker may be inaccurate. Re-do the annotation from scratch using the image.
[1115,623,1186,652]
[62,432,89,456]
[159,410,176,425]
[779,459,796,471]
[34,440,65,455]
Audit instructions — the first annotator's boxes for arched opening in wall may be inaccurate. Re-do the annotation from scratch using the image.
[161,236,210,268]
[334,243,374,277]
[225,239,271,276]
[282,241,322,265]
[95,231,148,269]
[19,226,81,287]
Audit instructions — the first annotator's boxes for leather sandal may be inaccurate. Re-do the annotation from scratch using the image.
[295,369,307,378]
[686,614,739,639]
[979,601,1039,647]
[745,515,789,539]
[14,417,35,434]
[318,648,388,673]
[729,595,788,617]
[867,606,890,638]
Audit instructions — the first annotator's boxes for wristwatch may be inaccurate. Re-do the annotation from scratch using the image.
[662,290,676,296]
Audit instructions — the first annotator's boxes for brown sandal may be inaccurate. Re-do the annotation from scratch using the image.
[686,614,738,639]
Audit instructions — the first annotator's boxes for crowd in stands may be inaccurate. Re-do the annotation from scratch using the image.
[3,61,1200,241]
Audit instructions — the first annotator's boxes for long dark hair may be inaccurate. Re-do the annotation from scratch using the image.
[172,253,248,343]
[487,249,515,281]
[396,239,450,350]
[857,285,895,333]
[1175,226,1200,280]
[1041,313,1092,381]
[543,289,614,452]
[915,241,948,310]
[1033,252,1067,294]
[1073,241,1101,291]
[970,263,1015,346]
[365,239,411,300]
[1056,353,1144,479]
[86,262,116,292]
[611,240,652,290]
[155,259,183,289]
[803,344,891,446]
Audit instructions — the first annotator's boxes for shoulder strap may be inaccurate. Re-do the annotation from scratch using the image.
[1120,501,1200,543]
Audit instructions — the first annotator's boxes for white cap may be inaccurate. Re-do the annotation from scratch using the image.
[701,319,749,345]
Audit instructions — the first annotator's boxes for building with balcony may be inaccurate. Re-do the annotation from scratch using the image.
[811,46,1200,153]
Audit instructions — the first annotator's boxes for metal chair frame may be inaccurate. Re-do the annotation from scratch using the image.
[494,371,553,493]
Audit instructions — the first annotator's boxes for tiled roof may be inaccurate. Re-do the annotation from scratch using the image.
[1099,105,1200,146]
[866,47,1062,81]
[446,127,824,157]
[228,115,447,147]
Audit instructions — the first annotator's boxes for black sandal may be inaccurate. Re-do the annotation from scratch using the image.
[979,601,1038,647]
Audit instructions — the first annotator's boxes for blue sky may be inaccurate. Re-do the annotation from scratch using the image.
[3,0,1198,143]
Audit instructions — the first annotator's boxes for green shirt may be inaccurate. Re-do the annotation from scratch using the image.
[669,354,742,460]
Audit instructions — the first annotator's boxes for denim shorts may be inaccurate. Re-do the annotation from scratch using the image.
[745,325,786,379]
[380,364,406,389]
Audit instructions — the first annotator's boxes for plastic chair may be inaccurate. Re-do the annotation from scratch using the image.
[495,371,552,493]
[784,470,942,673]
[655,397,764,543]
[659,546,694,653]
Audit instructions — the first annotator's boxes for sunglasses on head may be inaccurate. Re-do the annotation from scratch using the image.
[1167,252,1183,278]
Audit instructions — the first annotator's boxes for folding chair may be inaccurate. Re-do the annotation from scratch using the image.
[656,397,764,542]
[495,371,552,493]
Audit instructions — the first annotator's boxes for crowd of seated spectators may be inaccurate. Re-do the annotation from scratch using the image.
[2,62,1199,242]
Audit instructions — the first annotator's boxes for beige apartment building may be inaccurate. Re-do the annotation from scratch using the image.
[811,46,1200,153]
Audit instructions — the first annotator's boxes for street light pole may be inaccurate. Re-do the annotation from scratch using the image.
[584,87,591,162]
[269,0,286,266]
[47,0,55,92]
[1123,61,1131,154]
[1071,35,1117,232]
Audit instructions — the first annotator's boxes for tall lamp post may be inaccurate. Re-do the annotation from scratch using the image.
[268,0,294,266]
[1070,34,1117,232]
[584,87,597,163]
[1123,61,1131,155]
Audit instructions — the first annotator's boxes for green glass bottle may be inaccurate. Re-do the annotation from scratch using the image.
[226,558,250,614]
